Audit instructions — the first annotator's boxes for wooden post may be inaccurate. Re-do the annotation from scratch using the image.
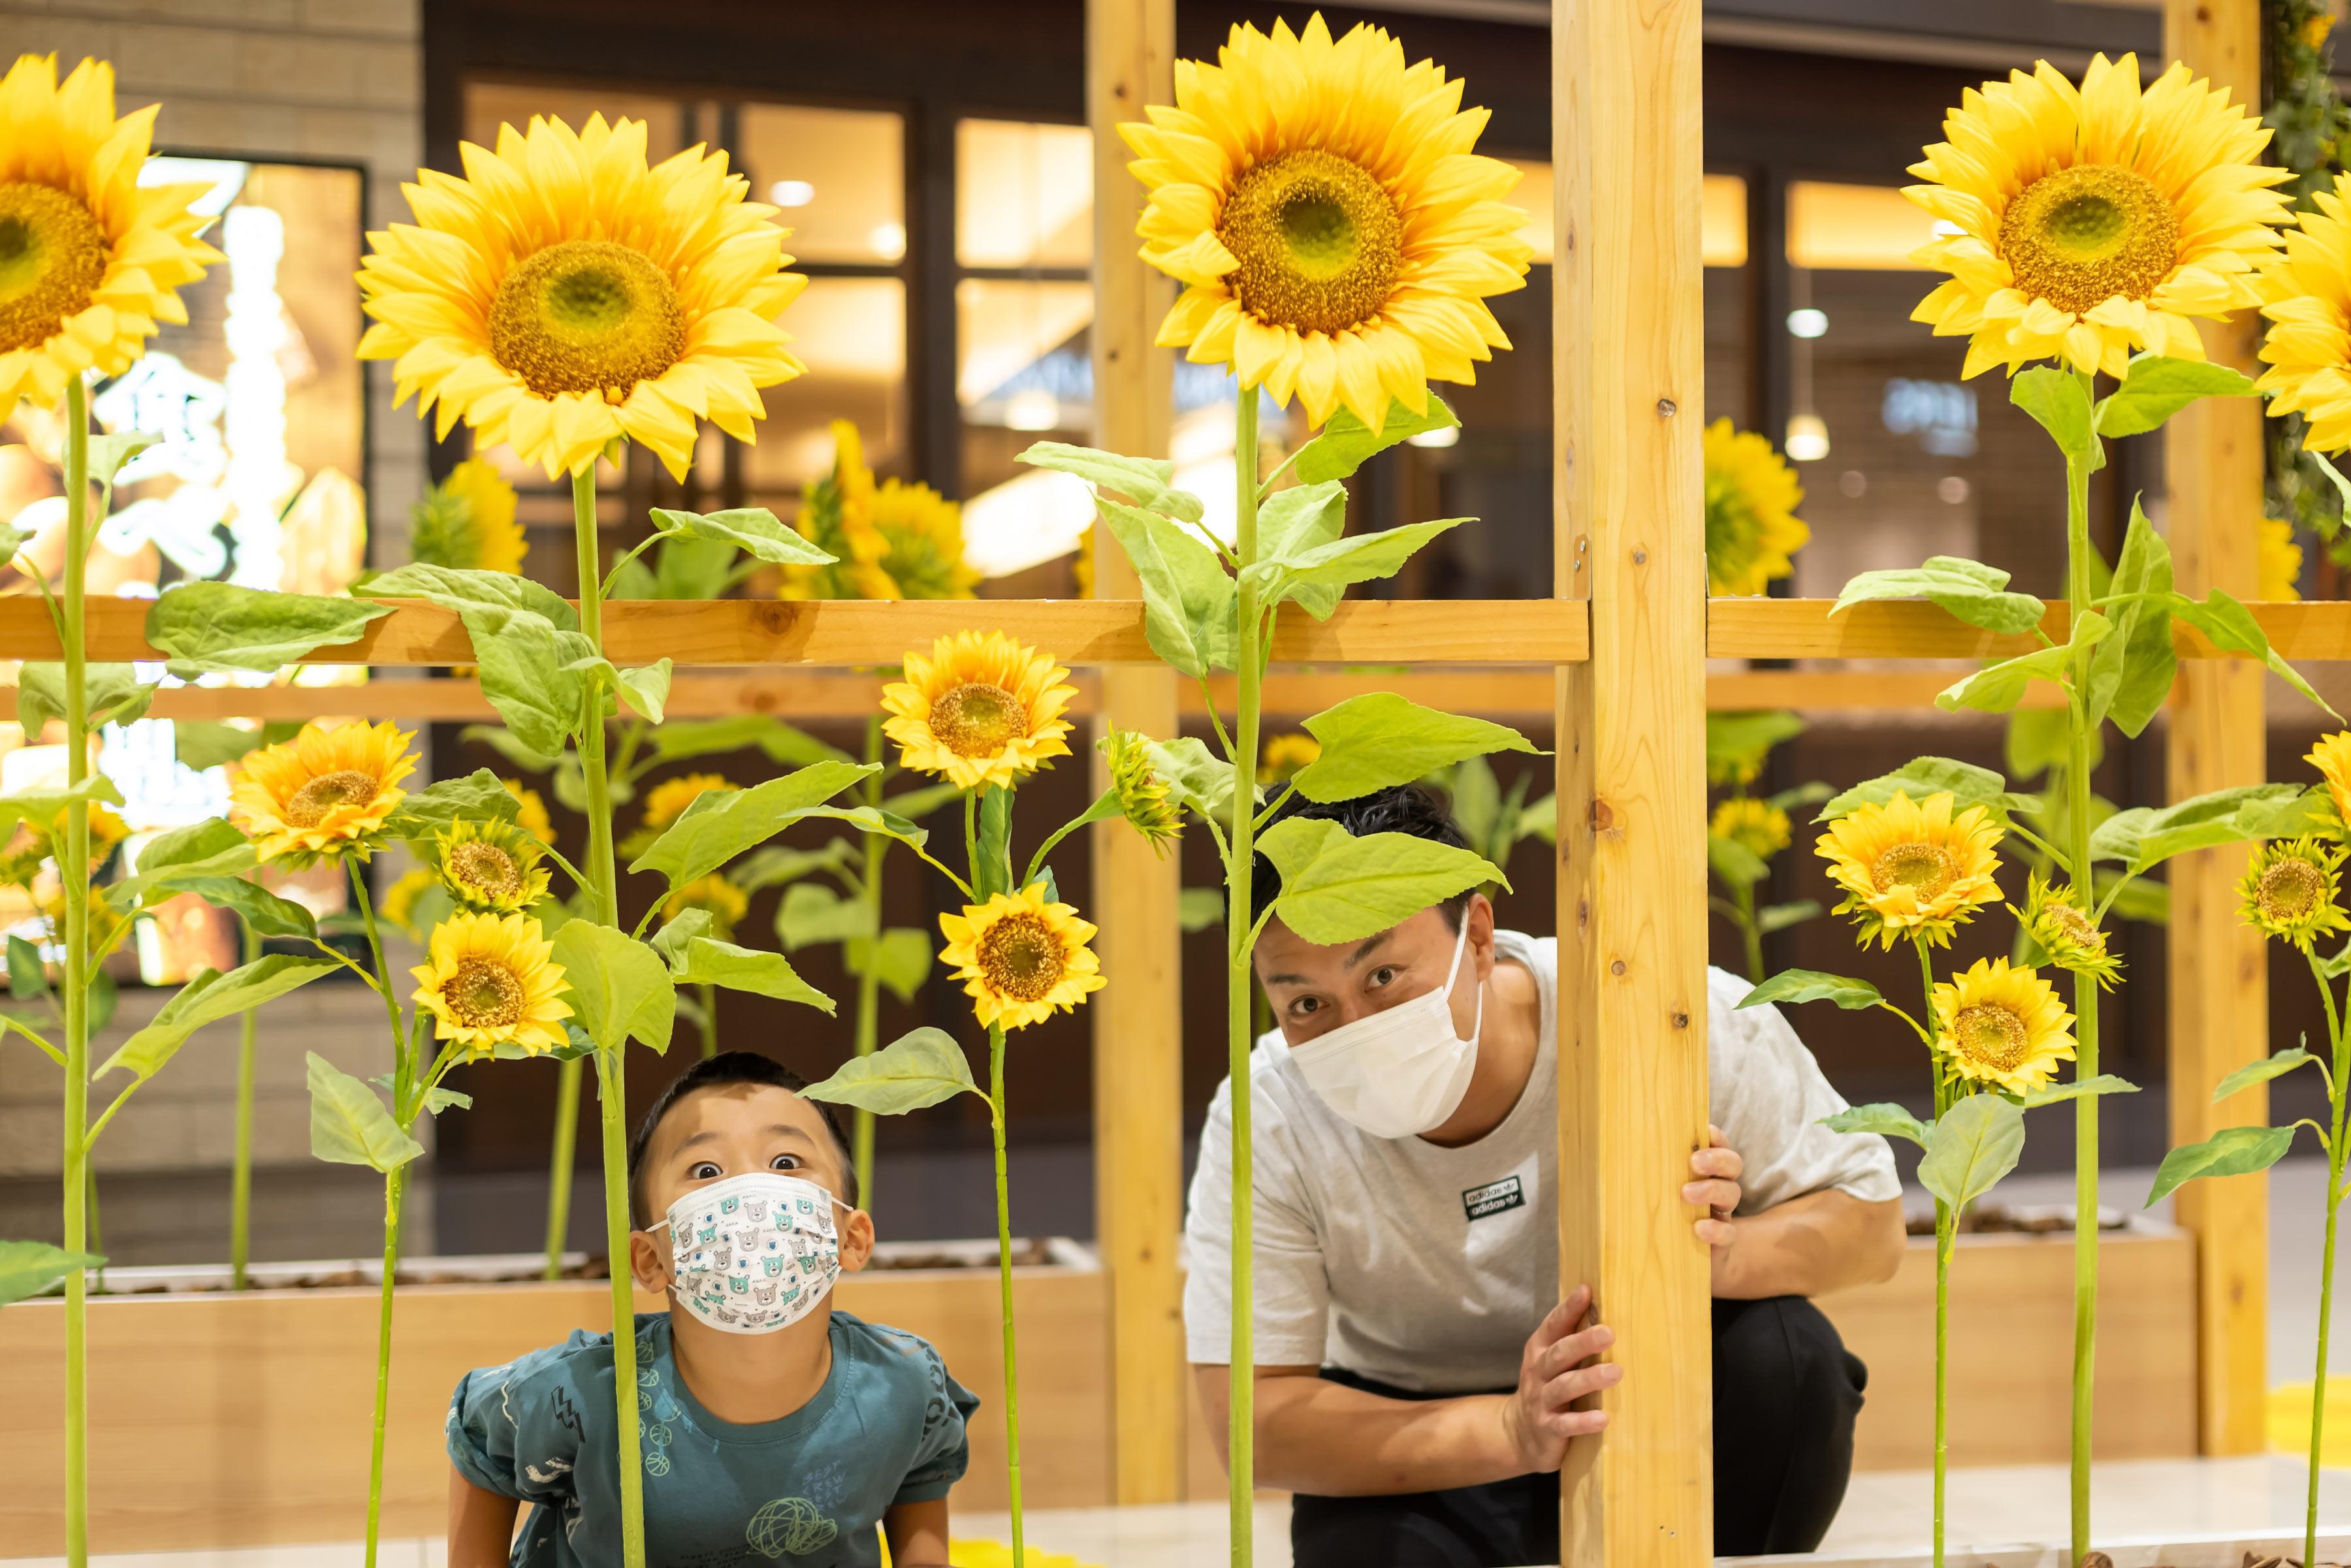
[2161,0,2271,1460]
[1085,0,1187,1507]
[1553,0,1713,1561]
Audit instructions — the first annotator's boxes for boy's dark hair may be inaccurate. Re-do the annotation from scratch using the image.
[627,1050,858,1225]
[1251,782,1474,933]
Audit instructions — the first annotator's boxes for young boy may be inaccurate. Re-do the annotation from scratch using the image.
[446,1051,975,1567]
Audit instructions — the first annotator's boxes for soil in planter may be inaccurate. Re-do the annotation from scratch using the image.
[1904,1204,2129,1238]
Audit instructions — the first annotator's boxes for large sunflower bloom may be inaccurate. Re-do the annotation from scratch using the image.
[229,719,417,866]
[2240,836,2350,950]
[410,456,525,575]
[1704,419,1808,597]
[939,882,1106,1031]
[1932,957,2077,1096]
[0,54,222,426]
[1121,15,1532,434]
[358,113,807,480]
[2259,175,2351,455]
[411,910,572,1056]
[2310,731,2351,835]
[882,633,1076,791]
[1816,790,2004,950]
[1906,53,2290,378]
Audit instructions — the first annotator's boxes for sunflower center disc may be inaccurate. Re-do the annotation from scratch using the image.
[931,682,1023,758]
[489,239,686,398]
[2262,857,2324,921]
[1219,148,1403,337]
[0,181,109,356]
[449,841,521,901]
[2045,900,2102,953]
[2000,164,2178,315]
[1953,1003,2030,1072]
[980,914,1064,1001]
[450,957,524,1029]
[1872,840,1955,898]
[285,769,382,827]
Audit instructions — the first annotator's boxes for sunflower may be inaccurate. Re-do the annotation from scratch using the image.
[867,477,978,600]
[1932,957,2077,1095]
[379,867,436,940]
[1121,15,1532,434]
[0,801,125,887]
[1103,729,1182,853]
[939,882,1105,1031]
[2012,872,2120,987]
[1907,53,2290,378]
[2311,731,2351,835]
[663,871,750,938]
[2240,836,2351,950]
[2262,517,2304,602]
[43,884,127,963]
[1258,732,1322,785]
[882,633,1077,791]
[409,456,525,575]
[411,910,572,1056]
[357,112,807,481]
[2261,176,2351,454]
[503,778,554,846]
[229,719,417,866]
[1816,790,2004,950]
[1710,797,1791,863]
[433,817,550,914]
[1704,419,1808,597]
[0,55,223,427]
[785,420,897,600]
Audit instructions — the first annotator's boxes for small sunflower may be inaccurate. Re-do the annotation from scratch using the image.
[1908,53,2290,378]
[409,456,525,575]
[642,773,737,829]
[882,632,1077,791]
[1816,790,2004,950]
[503,778,554,846]
[1121,15,1533,433]
[44,885,127,963]
[433,817,551,914]
[2262,176,2351,455]
[1704,419,1808,596]
[2240,836,2351,950]
[411,910,572,1056]
[1103,729,1182,854]
[0,54,224,426]
[939,882,1106,1031]
[379,867,436,940]
[1258,732,1322,785]
[229,720,417,866]
[785,420,899,600]
[1932,957,2077,1096]
[1710,796,1792,863]
[662,871,750,939]
[358,112,807,481]
[2012,873,2121,987]
[0,801,125,887]
[2262,517,2305,602]
[2310,731,2351,834]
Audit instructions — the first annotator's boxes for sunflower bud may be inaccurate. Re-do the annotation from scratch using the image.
[1102,729,1182,854]
[2012,874,2121,989]
[2239,837,2351,951]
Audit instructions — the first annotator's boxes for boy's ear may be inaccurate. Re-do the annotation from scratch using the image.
[837,1208,876,1274]
[629,1228,672,1296]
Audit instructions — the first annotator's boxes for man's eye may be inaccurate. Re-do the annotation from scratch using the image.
[690,1161,722,1180]
[1291,996,1321,1016]
[1368,966,1399,988]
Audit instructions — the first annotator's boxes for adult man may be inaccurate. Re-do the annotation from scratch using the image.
[1187,784,1906,1564]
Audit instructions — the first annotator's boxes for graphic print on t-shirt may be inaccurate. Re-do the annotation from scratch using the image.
[1462,1173,1526,1221]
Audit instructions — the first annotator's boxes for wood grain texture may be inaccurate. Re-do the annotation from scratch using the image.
[1087,0,1187,1509]
[1554,0,1714,1560]
[1707,596,2351,661]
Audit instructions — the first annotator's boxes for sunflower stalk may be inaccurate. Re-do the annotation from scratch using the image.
[2062,386,2101,1565]
[853,712,886,1203]
[987,1023,1026,1568]
[230,908,261,1289]
[2307,948,2351,1568]
[59,374,93,1568]
[1917,933,1953,1568]
[1226,385,1263,1568]
[349,857,415,1568]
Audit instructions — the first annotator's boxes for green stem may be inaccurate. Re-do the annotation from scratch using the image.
[85,1164,101,1296]
[59,374,91,1568]
[1226,386,1262,1568]
[2311,951,2351,1568]
[1934,1202,1953,1568]
[571,465,645,1568]
[989,1025,1025,1567]
[2061,406,2100,1566]
[697,982,718,1059]
[362,1164,406,1568]
[1736,880,1762,984]
[231,914,259,1289]
[542,1059,581,1277]
[853,714,885,1207]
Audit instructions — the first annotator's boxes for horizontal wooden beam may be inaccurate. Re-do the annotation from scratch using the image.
[1706,597,2351,661]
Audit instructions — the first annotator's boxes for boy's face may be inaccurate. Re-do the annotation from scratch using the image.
[628,1082,874,1300]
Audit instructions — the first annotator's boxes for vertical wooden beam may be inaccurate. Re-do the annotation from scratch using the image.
[1553,0,1713,1561]
[2162,0,2271,1458]
[1085,0,1186,1508]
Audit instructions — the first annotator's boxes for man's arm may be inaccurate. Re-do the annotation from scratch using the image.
[1192,1287,1620,1496]
[447,1465,520,1568]
[1705,1173,1906,1300]
[883,1499,952,1566]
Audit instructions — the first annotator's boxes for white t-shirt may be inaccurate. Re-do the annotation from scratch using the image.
[1183,931,1902,1394]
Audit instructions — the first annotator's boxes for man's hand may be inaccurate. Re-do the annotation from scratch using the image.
[1498,1284,1619,1473]
[1687,1123,1744,1289]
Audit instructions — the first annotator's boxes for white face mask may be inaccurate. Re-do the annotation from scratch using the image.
[652,1172,851,1335]
[1285,916,1485,1139]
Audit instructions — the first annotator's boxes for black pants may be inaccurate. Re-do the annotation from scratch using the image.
[1289,1296,1866,1567]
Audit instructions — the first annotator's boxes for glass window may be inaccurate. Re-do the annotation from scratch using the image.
[737,104,906,266]
[957,120,1093,269]
[1786,179,1938,271]
[742,276,910,505]
[464,80,692,160]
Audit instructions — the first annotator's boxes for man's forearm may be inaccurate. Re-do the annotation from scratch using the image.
[1215,1371,1531,1496]
[1716,1190,1906,1299]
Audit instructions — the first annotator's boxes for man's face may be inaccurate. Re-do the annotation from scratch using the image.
[1253,893,1494,1046]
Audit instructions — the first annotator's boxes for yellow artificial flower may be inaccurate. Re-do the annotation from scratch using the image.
[1816,790,2004,950]
[379,867,436,940]
[0,801,125,887]
[2012,872,2120,987]
[434,817,551,914]
[0,54,223,426]
[882,632,1077,791]
[868,475,978,600]
[357,112,807,481]
[410,456,525,575]
[786,421,975,601]
[1907,53,2290,378]
[1932,957,2077,1095]
[1704,419,1808,596]
[663,871,750,939]
[644,773,736,829]
[938,882,1105,1031]
[1710,796,1792,862]
[411,910,572,1056]
[2262,517,2304,602]
[1258,732,1322,785]
[2240,836,2351,950]
[1121,15,1533,433]
[229,720,417,866]
[504,778,554,845]
[42,884,126,963]
[2258,174,2351,453]
[1104,729,1182,854]
[2310,731,2351,833]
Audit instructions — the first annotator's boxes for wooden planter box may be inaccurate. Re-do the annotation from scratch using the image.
[0,1241,1108,1559]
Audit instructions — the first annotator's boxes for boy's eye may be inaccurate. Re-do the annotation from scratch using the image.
[769,1153,803,1172]
[689,1160,722,1181]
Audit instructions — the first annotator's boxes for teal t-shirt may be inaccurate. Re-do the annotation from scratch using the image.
[447,1310,978,1567]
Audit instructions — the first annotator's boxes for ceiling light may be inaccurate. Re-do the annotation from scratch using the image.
[1787,308,1828,339]
[1784,413,1829,462]
[1004,388,1061,432]
[769,180,815,208]
[869,221,906,260]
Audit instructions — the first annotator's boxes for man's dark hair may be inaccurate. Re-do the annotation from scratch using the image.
[627,1050,858,1226]
[1251,782,1474,933]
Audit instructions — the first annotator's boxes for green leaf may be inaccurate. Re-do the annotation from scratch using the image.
[1255,817,1507,945]
[0,1240,103,1308]
[1817,758,2024,825]
[847,927,933,1003]
[1918,1093,2027,1211]
[1255,482,1351,618]
[1148,737,1248,831]
[736,838,861,892]
[629,760,876,889]
[2087,497,2175,737]
[2010,366,2098,466]
[305,1052,424,1173]
[99,956,338,1083]
[2003,707,2093,783]
[1178,886,1226,932]
[647,715,851,769]
[2211,1048,2318,1103]
[1831,556,2047,637]
[1243,517,1469,618]
[1820,1102,1929,1147]
[88,430,159,487]
[360,562,581,631]
[1291,694,1538,804]
[1735,968,1885,1011]
[788,804,933,856]
[2092,355,2256,438]
[1017,441,1206,524]
[1290,393,1458,484]
[17,663,155,734]
[462,603,592,758]
[5,936,43,1002]
[146,583,394,676]
[1706,711,1805,788]
[2088,783,2315,872]
[551,922,674,1055]
[382,769,524,840]
[171,876,319,940]
[648,505,835,566]
[372,1074,472,1116]
[798,1026,986,1115]
[2019,1073,2139,1108]
[174,719,298,772]
[105,817,254,910]
[650,535,738,600]
[1706,833,1769,890]
[2097,870,2169,925]
[456,723,562,774]
[615,660,673,724]
[2146,1123,2298,1206]
[776,882,877,950]
[1938,611,2109,714]
[974,785,1013,900]
[1755,899,1822,935]
[1095,497,1236,678]
[656,913,839,1013]
[2169,588,2339,720]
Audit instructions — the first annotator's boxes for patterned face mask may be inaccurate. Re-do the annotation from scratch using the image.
[652,1172,851,1335]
